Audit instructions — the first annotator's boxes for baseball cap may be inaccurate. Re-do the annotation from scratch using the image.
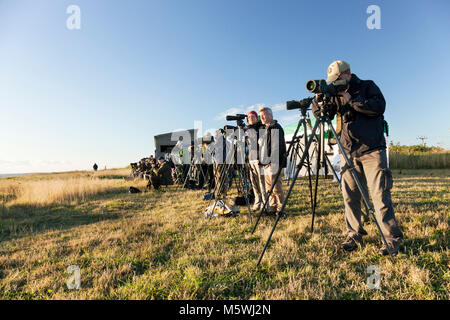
[326,60,350,82]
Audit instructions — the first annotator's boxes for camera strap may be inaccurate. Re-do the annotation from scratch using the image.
[336,97,343,132]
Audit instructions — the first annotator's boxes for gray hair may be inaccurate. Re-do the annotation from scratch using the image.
[259,107,273,115]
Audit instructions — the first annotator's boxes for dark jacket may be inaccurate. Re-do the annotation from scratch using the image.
[152,161,173,185]
[260,120,287,168]
[245,121,264,162]
[312,74,386,158]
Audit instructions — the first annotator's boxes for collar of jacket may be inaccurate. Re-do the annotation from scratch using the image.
[350,73,361,85]
[247,122,261,129]
[265,120,278,128]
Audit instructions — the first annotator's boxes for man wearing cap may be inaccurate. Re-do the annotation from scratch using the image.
[312,60,403,256]
[246,110,267,211]
[259,107,287,216]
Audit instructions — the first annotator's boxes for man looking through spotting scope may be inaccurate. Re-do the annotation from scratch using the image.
[311,60,403,255]
[259,107,287,217]
[246,110,267,211]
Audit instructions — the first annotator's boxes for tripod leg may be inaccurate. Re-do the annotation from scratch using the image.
[311,126,321,233]
[181,165,192,189]
[257,211,283,266]
[175,165,188,192]
[305,150,314,215]
[286,145,294,186]
[325,151,340,183]
[207,163,228,218]
[199,164,207,190]
[251,119,307,234]
[322,152,372,223]
[238,164,253,223]
[256,120,321,266]
[303,124,315,230]
[304,116,320,220]
[288,138,303,186]
[326,119,395,262]
[323,149,372,223]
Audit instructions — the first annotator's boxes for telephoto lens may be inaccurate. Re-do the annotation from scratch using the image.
[286,100,302,110]
[306,79,325,93]
[286,97,313,110]
[226,114,246,121]
[306,79,348,95]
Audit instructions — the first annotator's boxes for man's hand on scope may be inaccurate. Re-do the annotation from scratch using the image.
[339,91,351,105]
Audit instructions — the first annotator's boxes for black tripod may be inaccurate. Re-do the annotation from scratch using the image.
[181,161,208,190]
[254,98,395,266]
[282,111,341,226]
[294,114,372,230]
[258,109,371,233]
[205,129,253,222]
[251,99,316,234]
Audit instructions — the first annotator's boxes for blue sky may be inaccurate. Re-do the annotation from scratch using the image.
[0,0,449,173]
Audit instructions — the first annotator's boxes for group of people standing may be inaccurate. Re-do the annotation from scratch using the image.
[245,107,287,216]
[205,59,403,256]
[130,58,404,257]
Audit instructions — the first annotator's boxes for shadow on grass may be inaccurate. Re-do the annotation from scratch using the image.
[401,235,448,256]
[394,196,448,212]
[95,174,129,180]
[394,177,449,185]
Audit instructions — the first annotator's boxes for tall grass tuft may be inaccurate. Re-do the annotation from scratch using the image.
[0,177,121,206]
[390,152,450,169]
[389,143,449,169]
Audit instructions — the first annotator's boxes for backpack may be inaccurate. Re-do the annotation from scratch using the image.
[129,186,141,194]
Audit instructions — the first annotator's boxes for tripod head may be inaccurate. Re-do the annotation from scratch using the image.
[314,93,336,119]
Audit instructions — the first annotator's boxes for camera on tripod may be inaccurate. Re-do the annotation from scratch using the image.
[226,114,246,121]
[223,124,237,131]
[226,114,247,127]
[286,97,313,111]
[306,79,348,96]
[307,78,356,121]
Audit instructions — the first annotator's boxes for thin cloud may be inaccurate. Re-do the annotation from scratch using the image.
[214,107,245,121]
[246,103,265,112]
[272,103,285,112]
[280,114,300,122]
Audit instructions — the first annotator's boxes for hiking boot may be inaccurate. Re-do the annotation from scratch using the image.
[379,242,400,256]
[341,236,361,252]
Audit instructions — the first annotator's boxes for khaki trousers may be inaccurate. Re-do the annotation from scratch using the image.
[263,165,285,212]
[249,162,267,207]
[340,149,403,244]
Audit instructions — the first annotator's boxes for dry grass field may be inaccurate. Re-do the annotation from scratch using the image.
[389,145,449,169]
[0,168,448,299]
